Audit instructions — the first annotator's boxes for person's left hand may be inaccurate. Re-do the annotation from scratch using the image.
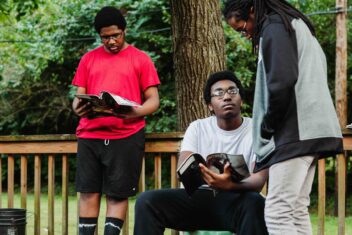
[199,162,234,190]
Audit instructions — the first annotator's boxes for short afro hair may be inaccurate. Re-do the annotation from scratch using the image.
[203,70,244,104]
[94,6,127,33]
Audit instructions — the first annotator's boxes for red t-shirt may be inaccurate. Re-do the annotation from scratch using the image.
[72,45,160,139]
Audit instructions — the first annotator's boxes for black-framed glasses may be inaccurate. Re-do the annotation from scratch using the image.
[100,32,124,42]
[235,21,247,35]
[211,87,239,99]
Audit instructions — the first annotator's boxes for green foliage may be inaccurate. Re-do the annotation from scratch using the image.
[146,97,177,133]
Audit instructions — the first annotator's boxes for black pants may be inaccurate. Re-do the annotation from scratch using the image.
[134,188,268,235]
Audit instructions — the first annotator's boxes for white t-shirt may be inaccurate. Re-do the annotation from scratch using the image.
[181,116,256,172]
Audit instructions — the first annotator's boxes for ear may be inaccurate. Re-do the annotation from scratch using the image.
[208,103,213,112]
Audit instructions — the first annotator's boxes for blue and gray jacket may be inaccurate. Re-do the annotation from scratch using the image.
[252,14,343,172]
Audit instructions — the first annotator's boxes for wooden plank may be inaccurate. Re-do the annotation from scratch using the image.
[21,155,28,209]
[342,135,352,150]
[318,159,326,235]
[8,154,14,208]
[34,155,41,235]
[62,154,69,235]
[146,132,184,139]
[0,140,182,154]
[0,134,77,142]
[337,153,346,235]
[139,157,146,193]
[145,141,181,153]
[154,155,162,189]
[171,154,178,188]
[0,141,77,154]
[48,155,55,235]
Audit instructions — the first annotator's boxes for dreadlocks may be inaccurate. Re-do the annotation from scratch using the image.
[223,0,315,53]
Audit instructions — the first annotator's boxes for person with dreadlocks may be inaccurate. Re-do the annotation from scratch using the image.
[72,6,160,235]
[223,0,343,234]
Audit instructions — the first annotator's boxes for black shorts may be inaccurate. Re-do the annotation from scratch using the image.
[75,129,145,198]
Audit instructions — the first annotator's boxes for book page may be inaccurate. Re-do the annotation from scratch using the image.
[102,91,142,107]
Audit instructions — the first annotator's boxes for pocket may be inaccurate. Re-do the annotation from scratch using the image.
[299,155,315,166]
[255,136,275,162]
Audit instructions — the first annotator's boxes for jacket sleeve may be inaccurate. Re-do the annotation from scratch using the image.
[260,22,298,139]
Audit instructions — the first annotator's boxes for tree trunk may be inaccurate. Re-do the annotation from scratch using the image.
[171,0,226,131]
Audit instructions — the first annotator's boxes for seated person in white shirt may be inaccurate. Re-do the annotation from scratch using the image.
[133,70,269,235]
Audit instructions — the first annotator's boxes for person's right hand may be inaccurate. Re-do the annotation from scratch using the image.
[199,162,234,191]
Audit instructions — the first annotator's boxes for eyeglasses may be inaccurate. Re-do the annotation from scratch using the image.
[100,32,124,42]
[238,21,247,35]
[211,87,239,99]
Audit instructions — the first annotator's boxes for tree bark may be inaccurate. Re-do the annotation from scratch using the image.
[171,0,226,131]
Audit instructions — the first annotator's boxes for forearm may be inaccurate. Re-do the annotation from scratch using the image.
[72,97,80,111]
[227,169,268,192]
[177,151,193,168]
[137,95,159,116]
[133,86,159,117]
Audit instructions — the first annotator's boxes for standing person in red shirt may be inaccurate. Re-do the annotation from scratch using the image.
[72,6,160,235]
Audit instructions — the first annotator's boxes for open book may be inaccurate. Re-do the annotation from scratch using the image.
[75,91,141,118]
[177,153,250,196]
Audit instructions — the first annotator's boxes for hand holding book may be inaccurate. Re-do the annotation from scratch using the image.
[177,153,250,196]
[75,91,141,119]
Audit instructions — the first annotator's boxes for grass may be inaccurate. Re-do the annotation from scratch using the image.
[1,193,351,234]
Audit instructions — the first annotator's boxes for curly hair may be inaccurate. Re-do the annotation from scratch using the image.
[203,70,244,104]
[94,6,126,33]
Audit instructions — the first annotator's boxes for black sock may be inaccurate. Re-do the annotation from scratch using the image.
[79,217,97,235]
[104,217,124,235]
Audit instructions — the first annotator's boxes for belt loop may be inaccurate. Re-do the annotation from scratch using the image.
[104,139,110,146]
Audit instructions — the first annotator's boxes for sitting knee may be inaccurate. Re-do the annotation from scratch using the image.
[135,190,159,211]
[241,192,265,210]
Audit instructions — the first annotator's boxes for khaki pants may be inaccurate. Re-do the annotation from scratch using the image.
[265,155,317,235]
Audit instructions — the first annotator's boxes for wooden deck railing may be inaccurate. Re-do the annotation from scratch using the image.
[0,130,350,235]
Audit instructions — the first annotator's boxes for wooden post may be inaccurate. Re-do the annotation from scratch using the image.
[20,155,28,209]
[7,155,14,208]
[139,157,146,193]
[34,155,41,235]
[154,155,162,189]
[62,154,69,235]
[48,155,55,235]
[171,154,178,188]
[337,153,346,235]
[335,0,348,234]
[318,159,326,235]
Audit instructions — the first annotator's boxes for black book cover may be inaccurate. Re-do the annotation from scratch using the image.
[177,153,250,196]
[176,153,206,196]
